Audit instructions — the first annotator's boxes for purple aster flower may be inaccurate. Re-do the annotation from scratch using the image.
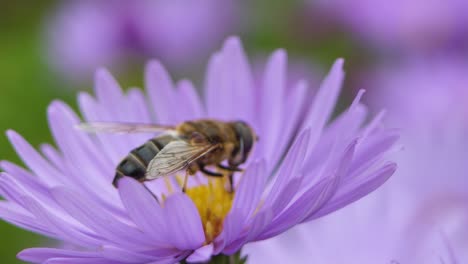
[247,57,468,263]
[246,199,468,263]
[367,57,468,197]
[310,0,468,52]
[45,0,237,82]
[1,37,397,263]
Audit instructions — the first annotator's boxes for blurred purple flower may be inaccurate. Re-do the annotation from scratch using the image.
[0,37,397,263]
[368,57,468,197]
[45,0,237,82]
[246,57,468,263]
[310,0,468,51]
[246,197,468,263]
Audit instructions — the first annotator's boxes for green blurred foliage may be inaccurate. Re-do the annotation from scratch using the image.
[0,1,367,263]
[0,2,61,263]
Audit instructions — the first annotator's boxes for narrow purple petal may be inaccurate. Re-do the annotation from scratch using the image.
[45,258,121,264]
[305,103,367,173]
[263,129,310,208]
[117,178,168,244]
[100,246,164,263]
[6,130,64,186]
[94,68,126,121]
[270,80,309,167]
[125,88,153,124]
[47,101,120,206]
[39,144,67,172]
[77,92,134,160]
[204,52,223,118]
[50,187,154,249]
[186,244,214,263]
[349,131,400,177]
[163,193,205,250]
[0,172,65,219]
[145,60,178,124]
[205,37,255,123]
[258,176,338,240]
[223,209,273,255]
[18,248,101,263]
[270,177,303,216]
[0,201,56,239]
[309,162,397,221]
[259,50,287,163]
[360,110,386,139]
[20,196,101,247]
[260,140,357,239]
[92,70,138,155]
[302,59,344,150]
[219,161,266,250]
[0,161,51,200]
[176,79,204,120]
[231,161,266,220]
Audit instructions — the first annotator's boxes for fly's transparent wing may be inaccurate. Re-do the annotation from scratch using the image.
[145,140,218,179]
[76,122,176,134]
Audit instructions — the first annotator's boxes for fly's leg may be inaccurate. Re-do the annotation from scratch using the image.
[200,166,224,177]
[217,164,242,192]
[217,164,243,172]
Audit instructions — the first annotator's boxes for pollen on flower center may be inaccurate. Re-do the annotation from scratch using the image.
[185,178,234,244]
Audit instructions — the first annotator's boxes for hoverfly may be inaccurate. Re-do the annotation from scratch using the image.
[77,119,257,191]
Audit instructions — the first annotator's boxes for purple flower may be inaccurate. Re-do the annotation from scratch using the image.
[1,37,397,263]
[45,0,237,82]
[310,0,468,51]
[367,57,468,198]
[246,199,468,263]
[246,57,468,263]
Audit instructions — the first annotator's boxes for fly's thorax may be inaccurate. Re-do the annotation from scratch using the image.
[176,119,237,145]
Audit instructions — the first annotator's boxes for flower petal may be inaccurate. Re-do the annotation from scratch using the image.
[270,80,309,167]
[18,248,101,263]
[0,201,55,239]
[101,245,170,263]
[223,209,274,255]
[145,60,178,123]
[186,243,214,263]
[219,161,267,250]
[205,37,255,123]
[163,193,205,250]
[176,79,204,120]
[50,187,153,249]
[117,177,168,244]
[310,162,397,220]
[94,68,126,121]
[263,129,311,208]
[20,196,101,247]
[232,161,266,220]
[302,58,344,150]
[47,101,121,208]
[259,49,287,163]
[45,257,120,264]
[6,130,64,186]
[260,176,339,240]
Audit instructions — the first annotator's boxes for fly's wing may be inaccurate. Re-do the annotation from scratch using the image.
[76,122,176,134]
[145,140,218,179]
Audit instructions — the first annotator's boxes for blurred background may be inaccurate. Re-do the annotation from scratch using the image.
[1,0,467,263]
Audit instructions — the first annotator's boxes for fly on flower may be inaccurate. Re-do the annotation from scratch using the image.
[0,37,398,263]
[77,120,257,191]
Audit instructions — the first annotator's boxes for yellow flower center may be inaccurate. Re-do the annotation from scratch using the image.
[185,178,234,243]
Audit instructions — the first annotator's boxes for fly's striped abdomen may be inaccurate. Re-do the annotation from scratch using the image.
[113,135,174,186]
